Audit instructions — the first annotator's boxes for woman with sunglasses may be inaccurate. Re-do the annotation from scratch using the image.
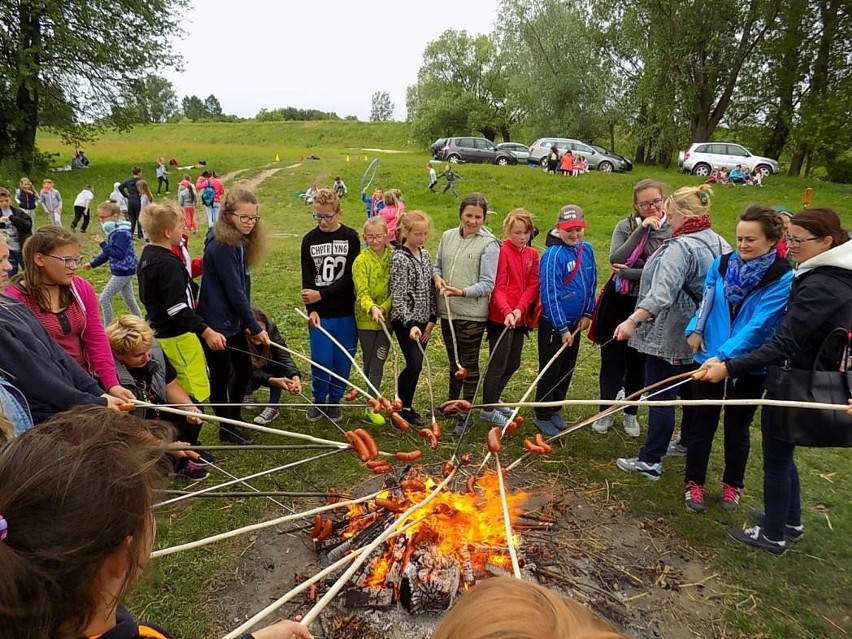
[197,187,270,444]
[6,226,134,401]
[591,179,671,437]
[702,208,852,555]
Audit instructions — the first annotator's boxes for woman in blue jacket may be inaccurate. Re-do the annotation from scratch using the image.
[683,205,792,513]
[198,188,270,443]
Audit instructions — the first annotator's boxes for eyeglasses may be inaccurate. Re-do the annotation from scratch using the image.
[45,254,82,268]
[236,215,260,224]
[313,213,338,222]
[637,198,664,210]
[785,234,820,247]
[364,234,386,241]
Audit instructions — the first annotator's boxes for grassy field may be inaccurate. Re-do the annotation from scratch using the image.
[25,122,852,638]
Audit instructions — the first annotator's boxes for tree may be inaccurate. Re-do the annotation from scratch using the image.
[0,0,186,172]
[406,29,519,143]
[111,75,180,127]
[182,96,206,121]
[370,91,395,121]
[204,94,223,118]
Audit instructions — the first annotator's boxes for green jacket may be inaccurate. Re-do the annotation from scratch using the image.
[352,247,393,330]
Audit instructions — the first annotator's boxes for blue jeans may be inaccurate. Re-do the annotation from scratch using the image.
[638,355,696,464]
[247,377,282,405]
[760,405,801,541]
[308,315,356,404]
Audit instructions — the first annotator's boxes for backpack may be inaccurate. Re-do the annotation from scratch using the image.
[201,180,216,206]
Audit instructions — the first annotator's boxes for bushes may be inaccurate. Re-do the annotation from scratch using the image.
[826,155,852,184]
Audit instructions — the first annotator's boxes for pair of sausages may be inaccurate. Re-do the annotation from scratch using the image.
[523,434,553,455]
[346,429,379,462]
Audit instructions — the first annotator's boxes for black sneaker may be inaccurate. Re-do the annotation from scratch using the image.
[748,509,804,541]
[398,408,425,428]
[306,405,323,422]
[193,449,216,465]
[326,405,343,421]
[727,525,787,556]
[453,413,472,436]
[219,426,253,445]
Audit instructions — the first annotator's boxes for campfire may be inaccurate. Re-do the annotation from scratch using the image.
[312,469,530,613]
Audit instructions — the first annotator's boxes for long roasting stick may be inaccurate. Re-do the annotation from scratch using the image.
[494,455,521,578]
[294,307,382,398]
[266,340,374,399]
[152,488,382,557]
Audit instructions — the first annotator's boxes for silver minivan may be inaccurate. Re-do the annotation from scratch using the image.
[527,137,629,172]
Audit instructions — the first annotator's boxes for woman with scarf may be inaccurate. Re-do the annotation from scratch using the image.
[612,185,731,481]
[591,179,671,437]
[703,208,852,555]
[682,205,792,513]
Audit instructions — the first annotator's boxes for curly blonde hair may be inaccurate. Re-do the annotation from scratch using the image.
[663,184,713,219]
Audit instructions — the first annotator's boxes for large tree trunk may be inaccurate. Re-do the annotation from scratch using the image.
[634,143,646,165]
[501,126,511,142]
[13,2,43,174]
[788,146,807,176]
[608,122,615,152]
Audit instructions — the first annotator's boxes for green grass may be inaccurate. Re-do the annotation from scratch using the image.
[26,122,852,638]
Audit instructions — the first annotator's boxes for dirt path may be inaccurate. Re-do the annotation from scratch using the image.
[220,162,302,191]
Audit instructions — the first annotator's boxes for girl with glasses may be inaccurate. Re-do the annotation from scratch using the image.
[197,187,270,444]
[5,226,134,403]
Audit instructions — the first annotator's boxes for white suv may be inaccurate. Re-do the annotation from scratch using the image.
[678,143,779,177]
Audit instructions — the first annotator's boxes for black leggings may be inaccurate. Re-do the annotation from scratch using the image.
[440,318,486,402]
[534,317,581,419]
[127,197,142,238]
[157,175,169,194]
[71,206,90,232]
[392,321,427,409]
[202,331,252,439]
[482,322,527,406]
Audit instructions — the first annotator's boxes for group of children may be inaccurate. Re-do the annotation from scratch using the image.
[546,147,589,176]
[427,164,462,197]
[705,165,763,187]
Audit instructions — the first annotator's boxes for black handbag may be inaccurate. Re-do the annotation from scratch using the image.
[765,327,852,447]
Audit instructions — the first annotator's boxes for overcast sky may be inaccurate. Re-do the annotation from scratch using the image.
[163,0,500,121]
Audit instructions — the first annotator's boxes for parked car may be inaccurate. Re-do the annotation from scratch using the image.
[438,137,519,165]
[678,142,780,177]
[497,142,531,163]
[431,138,448,159]
[527,138,630,172]
[589,144,633,172]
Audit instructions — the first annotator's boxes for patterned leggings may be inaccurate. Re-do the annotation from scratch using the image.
[440,318,486,402]
[99,275,141,325]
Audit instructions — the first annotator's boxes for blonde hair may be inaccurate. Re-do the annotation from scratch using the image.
[213,187,267,267]
[106,315,155,354]
[432,577,626,639]
[362,216,388,235]
[502,208,535,237]
[41,179,53,187]
[663,184,713,219]
[136,179,153,200]
[19,177,33,191]
[313,188,340,212]
[97,201,120,218]
[397,210,431,245]
[140,202,183,240]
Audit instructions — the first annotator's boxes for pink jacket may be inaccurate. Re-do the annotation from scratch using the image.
[6,276,120,390]
[379,205,399,240]
[488,242,540,326]
[195,176,225,203]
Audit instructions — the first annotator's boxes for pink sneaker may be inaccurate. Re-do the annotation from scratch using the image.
[685,481,706,513]
[719,483,742,512]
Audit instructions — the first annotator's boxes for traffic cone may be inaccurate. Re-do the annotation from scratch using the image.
[364,155,368,161]
[274,154,280,162]
[346,155,350,162]
[803,187,814,208]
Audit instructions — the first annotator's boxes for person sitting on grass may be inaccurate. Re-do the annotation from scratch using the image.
[245,307,303,425]
[332,176,347,198]
[0,406,314,639]
[728,164,746,185]
[106,314,211,480]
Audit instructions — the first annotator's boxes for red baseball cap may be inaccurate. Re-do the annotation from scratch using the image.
[556,205,586,230]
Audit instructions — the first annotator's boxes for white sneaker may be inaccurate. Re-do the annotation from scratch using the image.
[616,388,626,401]
[254,407,279,424]
[623,414,640,437]
[591,414,613,434]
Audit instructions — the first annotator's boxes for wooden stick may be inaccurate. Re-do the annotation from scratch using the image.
[158,490,349,498]
[416,338,438,423]
[299,468,458,627]
[482,397,852,411]
[378,316,400,402]
[268,340,373,399]
[494,455,521,578]
[154,449,344,509]
[442,291,464,371]
[219,514,432,639]
[294,307,382,398]
[131,401,349,449]
[170,444,342,452]
[152,489,382,557]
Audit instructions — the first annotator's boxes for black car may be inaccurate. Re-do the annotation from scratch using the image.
[438,137,518,165]
[589,144,633,172]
